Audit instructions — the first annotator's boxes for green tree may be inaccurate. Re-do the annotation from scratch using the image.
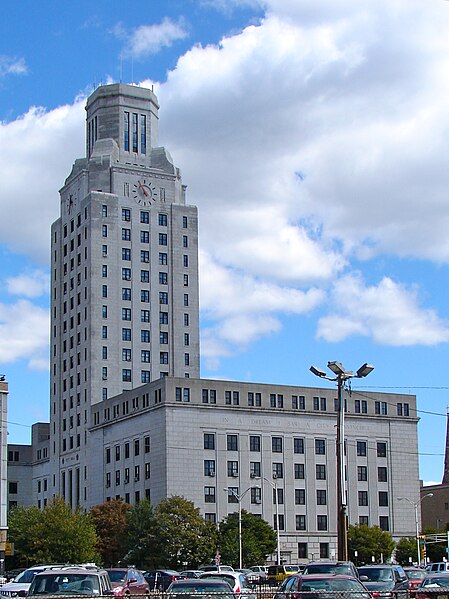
[90,499,132,566]
[395,537,419,565]
[423,528,447,563]
[348,524,395,565]
[218,510,277,568]
[8,497,98,564]
[124,499,155,569]
[151,496,218,569]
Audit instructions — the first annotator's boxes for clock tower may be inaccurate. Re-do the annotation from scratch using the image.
[50,84,199,506]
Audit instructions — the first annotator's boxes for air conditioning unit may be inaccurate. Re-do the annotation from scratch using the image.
[208,472,215,477]
[250,473,256,479]
[230,472,238,478]
[254,498,261,504]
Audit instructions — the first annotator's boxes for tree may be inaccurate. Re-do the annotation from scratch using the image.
[90,499,132,566]
[423,528,447,563]
[124,499,155,569]
[218,510,277,568]
[348,524,395,564]
[8,497,98,564]
[151,496,218,569]
[395,537,418,565]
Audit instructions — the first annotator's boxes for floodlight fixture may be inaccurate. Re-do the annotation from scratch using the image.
[356,363,375,378]
[327,361,346,376]
[310,365,327,378]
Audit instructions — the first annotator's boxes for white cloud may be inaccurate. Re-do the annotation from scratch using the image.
[317,274,449,346]
[0,300,49,370]
[6,270,49,298]
[0,55,28,77]
[118,18,189,59]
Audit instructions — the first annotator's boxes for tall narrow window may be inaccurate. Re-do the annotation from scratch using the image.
[132,113,138,153]
[124,112,130,151]
[140,114,146,154]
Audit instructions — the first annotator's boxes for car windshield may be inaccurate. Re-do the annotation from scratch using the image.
[306,565,351,575]
[406,570,426,581]
[16,570,42,584]
[423,577,449,588]
[360,569,393,582]
[29,574,100,595]
[301,579,368,593]
[107,571,127,583]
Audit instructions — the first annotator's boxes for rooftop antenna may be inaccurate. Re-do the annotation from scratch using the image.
[131,56,134,85]
[119,54,123,83]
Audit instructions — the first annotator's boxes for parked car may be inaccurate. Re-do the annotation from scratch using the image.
[274,573,371,599]
[303,561,359,578]
[166,578,235,599]
[106,568,149,596]
[199,565,234,572]
[416,572,449,599]
[267,565,300,585]
[22,567,113,596]
[0,565,68,599]
[427,562,449,573]
[144,570,183,591]
[404,567,426,594]
[198,571,253,597]
[358,564,409,595]
[247,566,268,585]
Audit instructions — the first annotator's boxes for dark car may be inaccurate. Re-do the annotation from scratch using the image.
[416,572,449,599]
[358,565,409,596]
[106,568,149,597]
[274,573,371,599]
[166,578,235,599]
[24,567,113,596]
[303,561,359,578]
[144,570,183,591]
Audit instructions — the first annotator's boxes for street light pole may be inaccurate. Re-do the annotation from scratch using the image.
[225,486,253,569]
[310,361,374,561]
[398,493,433,565]
[263,476,281,565]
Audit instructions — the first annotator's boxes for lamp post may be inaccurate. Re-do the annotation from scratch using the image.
[310,361,374,561]
[224,486,253,569]
[397,493,433,565]
[263,476,281,565]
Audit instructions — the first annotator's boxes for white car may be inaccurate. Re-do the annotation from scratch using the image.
[199,571,255,598]
[0,566,67,599]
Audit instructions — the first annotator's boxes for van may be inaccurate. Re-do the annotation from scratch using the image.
[267,565,299,585]
[428,562,449,573]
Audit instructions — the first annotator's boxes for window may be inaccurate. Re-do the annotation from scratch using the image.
[141,290,150,302]
[160,331,168,344]
[102,346,108,359]
[227,435,238,451]
[102,265,108,278]
[159,272,168,285]
[227,461,238,477]
[251,487,262,504]
[204,433,215,450]
[315,439,326,455]
[122,369,131,382]
[378,466,388,482]
[122,268,131,281]
[122,288,131,300]
[122,208,131,222]
[122,228,130,241]
[295,489,306,505]
[272,463,283,478]
[183,235,188,248]
[294,463,305,479]
[141,371,150,383]
[141,310,150,322]
[141,250,149,263]
[316,464,326,480]
[102,305,107,318]
[379,491,389,506]
[140,211,149,224]
[317,515,328,531]
[160,292,168,304]
[184,333,189,346]
[141,330,150,343]
[272,437,283,453]
[183,216,188,228]
[320,543,329,559]
[183,255,188,267]
[204,460,216,476]
[102,204,108,217]
[102,224,108,237]
[184,353,190,366]
[159,233,167,245]
[102,244,108,257]
[227,487,239,503]
[122,308,131,321]
[250,436,261,452]
[184,313,189,326]
[296,515,306,530]
[317,489,327,505]
[140,230,149,243]
[358,466,368,481]
[122,348,131,361]
[359,516,369,526]
[377,442,387,457]
[294,438,304,454]
[160,352,168,364]
[132,113,138,152]
[298,542,308,559]
[379,516,389,531]
[205,487,216,503]
[141,350,150,363]
[141,270,149,283]
[9,482,18,494]
[159,252,167,265]
[122,328,131,341]
[358,491,369,506]
[357,441,367,456]
[144,437,150,453]
[159,213,167,226]
[250,461,261,478]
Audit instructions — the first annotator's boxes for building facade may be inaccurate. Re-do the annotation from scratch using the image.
[6,83,421,562]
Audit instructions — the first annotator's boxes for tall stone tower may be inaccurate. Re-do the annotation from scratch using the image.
[49,84,199,506]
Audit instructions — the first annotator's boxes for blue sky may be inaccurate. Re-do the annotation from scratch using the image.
[1,0,449,485]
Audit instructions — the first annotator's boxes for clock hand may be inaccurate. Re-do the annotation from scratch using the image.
[138,181,149,196]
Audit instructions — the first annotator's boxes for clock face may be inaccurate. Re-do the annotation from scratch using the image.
[132,179,157,206]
